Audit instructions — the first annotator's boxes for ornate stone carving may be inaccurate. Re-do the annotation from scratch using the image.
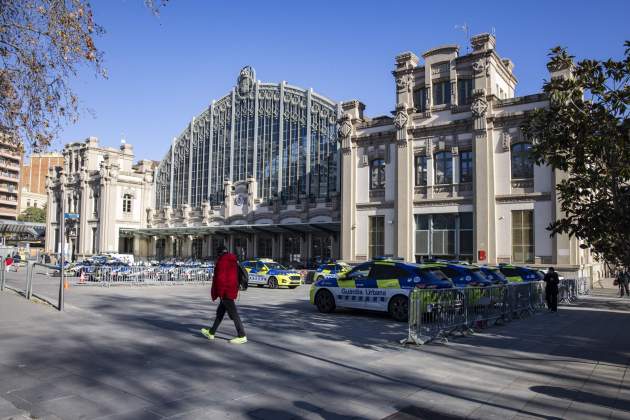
[394,108,409,129]
[471,91,488,117]
[395,74,412,92]
[472,59,488,74]
[237,66,255,98]
[501,131,511,151]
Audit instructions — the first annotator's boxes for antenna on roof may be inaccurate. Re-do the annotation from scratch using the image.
[454,23,470,53]
[121,132,126,145]
[491,27,496,36]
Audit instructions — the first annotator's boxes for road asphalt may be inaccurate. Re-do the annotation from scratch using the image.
[0,271,629,419]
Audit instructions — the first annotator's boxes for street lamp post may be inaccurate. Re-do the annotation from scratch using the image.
[58,172,66,311]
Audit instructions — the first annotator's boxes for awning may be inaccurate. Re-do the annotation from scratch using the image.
[120,222,340,237]
[0,220,45,237]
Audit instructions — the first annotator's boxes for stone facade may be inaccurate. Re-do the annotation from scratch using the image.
[45,138,155,259]
[339,33,603,279]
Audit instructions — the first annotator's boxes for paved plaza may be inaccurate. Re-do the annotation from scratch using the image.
[0,271,629,419]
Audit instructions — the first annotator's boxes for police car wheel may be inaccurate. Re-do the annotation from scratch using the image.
[268,277,278,289]
[389,295,409,322]
[315,289,335,313]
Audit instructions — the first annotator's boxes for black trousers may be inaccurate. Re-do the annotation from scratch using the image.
[546,288,558,312]
[210,298,246,337]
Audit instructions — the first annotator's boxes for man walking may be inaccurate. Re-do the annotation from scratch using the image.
[543,267,560,312]
[201,246,247,344]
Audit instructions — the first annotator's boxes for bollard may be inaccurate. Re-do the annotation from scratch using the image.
[0,257,5,291]
[26,261,34,300]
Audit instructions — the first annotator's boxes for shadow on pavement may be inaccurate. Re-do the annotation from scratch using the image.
[1,288,629,419]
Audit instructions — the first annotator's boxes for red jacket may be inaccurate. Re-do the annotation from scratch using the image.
[211,252,239,301]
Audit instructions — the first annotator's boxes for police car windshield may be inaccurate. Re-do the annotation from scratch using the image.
[422,268,450,282]
[468,268,489,283]
[265,262,286,270]
[488,269,508,282]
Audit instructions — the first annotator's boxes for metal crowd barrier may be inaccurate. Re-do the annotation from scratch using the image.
[79,265,213,286]
[25,262,64,310]
[403,281,553,345]
[558,278,590,303]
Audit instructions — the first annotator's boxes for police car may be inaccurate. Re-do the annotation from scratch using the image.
[313,262,352,282]
[309,259,453,321]
[477,266,509,285]
[240,258,302,289]
[430,262,494,288]
[498,264,544,282]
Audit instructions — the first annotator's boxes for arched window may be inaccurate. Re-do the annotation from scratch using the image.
[370,159,386,189]
[122,194,132,213]
[434,152,453,185]
[511,143,533,179]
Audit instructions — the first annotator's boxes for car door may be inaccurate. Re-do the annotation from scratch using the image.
[364,264,406,310]
[336,262,371,309]
[248,261,267,285]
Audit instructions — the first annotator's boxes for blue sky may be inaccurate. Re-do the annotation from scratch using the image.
[56,0,630,161]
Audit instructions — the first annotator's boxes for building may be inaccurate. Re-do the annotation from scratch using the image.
[339,33,601,278]
[0,135,22,220]
[130,66,341,263]
[45,34,604,279]
[44,138,155,260]
[19,152,64,212]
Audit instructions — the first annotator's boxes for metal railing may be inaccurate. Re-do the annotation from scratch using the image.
[403,282,553,345]
[76,265,213,286]
[25,262,63,309]
[559,278,590,303]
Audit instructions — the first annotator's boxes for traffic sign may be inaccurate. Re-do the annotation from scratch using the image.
[64,213,80,220]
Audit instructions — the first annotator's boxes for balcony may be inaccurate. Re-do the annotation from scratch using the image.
[0,197,17,207]
[0,149,20,161]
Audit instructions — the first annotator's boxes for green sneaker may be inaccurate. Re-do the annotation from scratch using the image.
[200,328,215,340]
[229,336,247,344]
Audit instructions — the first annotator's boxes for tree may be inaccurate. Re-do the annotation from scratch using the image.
[18,205,46,223]
[0,0,104,151]
[0,0,167,151]
[522,42,630,268]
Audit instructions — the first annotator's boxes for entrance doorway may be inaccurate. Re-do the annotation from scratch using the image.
[234,236,247,260]
[192,237,203,259]
[283,235,301,265]
[311,236,332,265]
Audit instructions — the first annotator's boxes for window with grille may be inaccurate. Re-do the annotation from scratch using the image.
[511,143,534,179]
[458,79,473,105]
[415,155,427,186]
[413,88,427,112]
[369,216,385,259]
[432,80,451,106]
[434,152,452,185]
[370,159,386,190]
[459,151,473,183]
[512,210,534,263]
[122,194,132,214]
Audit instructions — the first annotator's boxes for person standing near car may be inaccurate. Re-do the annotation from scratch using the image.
[543,267,560,312]
[201,246,247,344]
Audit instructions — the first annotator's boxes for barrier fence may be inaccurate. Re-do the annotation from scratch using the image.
[559,278,590,303]
[403,281,580,346]
[77,265,213,286]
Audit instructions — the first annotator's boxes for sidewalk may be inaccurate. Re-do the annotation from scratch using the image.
[0,284,629,419]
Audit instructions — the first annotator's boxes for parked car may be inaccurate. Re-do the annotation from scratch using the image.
[310,258,454,321]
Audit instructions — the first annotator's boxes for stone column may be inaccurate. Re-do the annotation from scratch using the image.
[78,171,89,257]
[471,88,496,264]
[338,100,365,262]
[394,105,413,262]
[392,52,418,262]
